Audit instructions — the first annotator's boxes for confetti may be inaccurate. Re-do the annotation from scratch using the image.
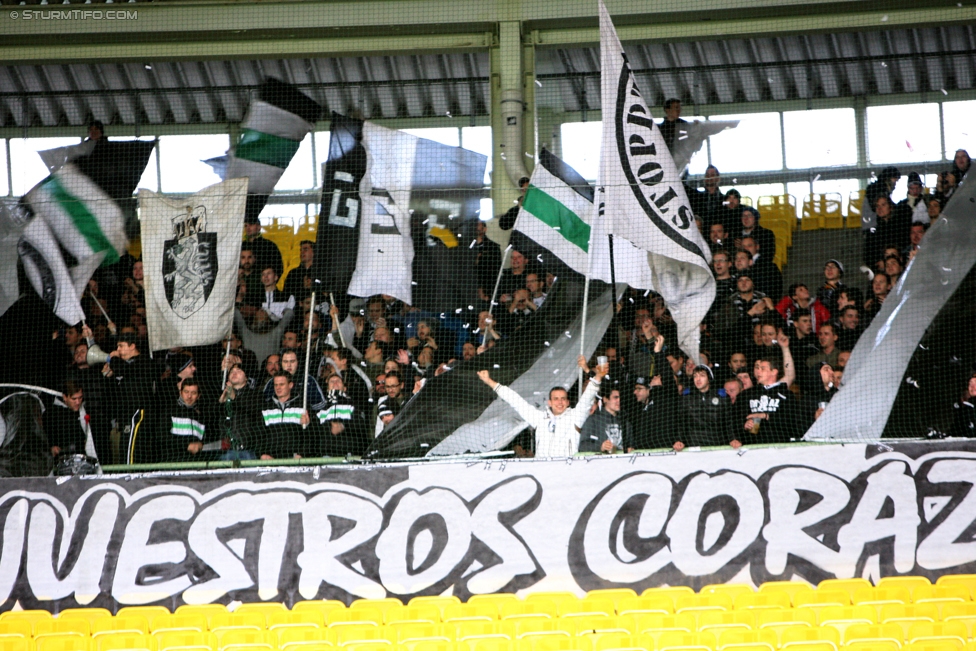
[393,328,400,333]
[446,111,452,117]
[881,13,888,21]
[544,341,550,346]
[469,240,477,249]
[942,88,949,95]
[564,331,572,338]
[553,369,560,374]
[493,364,500,369]
[535,79,543,87]
[422,219,429,225]
[456,308,462,313]
[468,305,474,310]
[813,174,821,182]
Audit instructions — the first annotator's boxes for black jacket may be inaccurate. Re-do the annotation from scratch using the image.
[579,407,629,452]
[44,400,89,456]
[626,352,683,450]
[681,386,730,447]
[317,390,370,457]
[731,382,803,444]
[250,394,313,458]
[156,398,212,463]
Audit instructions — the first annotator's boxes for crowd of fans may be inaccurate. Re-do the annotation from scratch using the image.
[27,110,976,467]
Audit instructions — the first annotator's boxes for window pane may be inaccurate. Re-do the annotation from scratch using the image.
[942,100,976,160]
[479,197,493,222]
[679,115,709,175]
[784,108,857,168]
[560,122,601,181]
[158,134,228,193]
[258,201,310,226]
[275,133,314,191]
[707,113,782,173]
[811,178,861,216]
[461,126,493,185]
[730,183,789,216]
[0,141,7,196]
[9,137,82,196]
[867,103,940,163]
[401,127,460,147]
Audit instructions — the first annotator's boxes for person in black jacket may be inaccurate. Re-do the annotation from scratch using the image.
[155,378,212,463]
[249,371,311,460]
[218,362,260,459]
[579,385,629,453]
[316,375,370,457]
[865,195,910,271]
[103,332,157,464]
[626,335,684,451]
[736,206,776,264]
[44,380,97,460]
[730,351,802,446]
[950,372,976,438]
[680,365,730,448]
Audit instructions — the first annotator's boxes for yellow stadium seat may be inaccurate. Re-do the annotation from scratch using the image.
[907,642,967,651]
[275,627,335,649]
[616,596,673,616]
[267,611,325,631]
[467,597,520,617]
[757,581,813,607]
[801,193,843,230]
[794,590,850,614]
[443,605,498,624]
[343,644,392,651]
[853,586,911,609]
[817,605,878,640]
[723,646,776,651]
[0,621,31,639]
[93,617,151,638]
[407,599,462,617]
[937,575,976,600]
[561,600,615,619]
[153,631,217,651]
[209,613,266,633]
[817,579,872,601]
[500,620,570,640]
[235,605,287,619]
[525,595,579,608]
[215,630,273,651]
[640,587,696,608]
[628,613,696,636]
[697,610,756,634]
[779,625,840,649]
[149,615,208,635]
[386,606,443,626]
[908,622,968,648]
[878,577,932,596]
[675,593,733,615]
[842,623,903,647]
[403,641,454,651]
[292,603,347,619]
[781,644,835,651]
[332,625,392,647]
[446,621,499,641]
[0,611,52,626]
[388,623,441,644]
[588,632,644,651]
[0,640,29,651]
[584,591,638,610]
[96,633,155,651]
[34,620,90,638]
[569,615,630,637]
[756,608,816,635]
[116,610,171,629]
[36,636,89,651]
[913,585,970,609]
[350,600,402,617]
[173,606,227,624]
[717,628,777,651]
[516,637,586,651]
[734,592,791,611]
[499,603,556,621]
[701,584,755,601]
[458,639,511,651]
[844,641,900,651]
[328,610,384,627]
[847,190,866,228]
[58,611,114,629]
[880,604,939,637]
[943,603,976,638]
[654,630,716,650]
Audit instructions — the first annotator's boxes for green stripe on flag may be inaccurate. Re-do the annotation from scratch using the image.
[235,128,302,169]
[43,175,119,265]
[522,185,590,252]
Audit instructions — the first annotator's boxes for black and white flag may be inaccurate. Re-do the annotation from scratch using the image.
[140,178,248,351]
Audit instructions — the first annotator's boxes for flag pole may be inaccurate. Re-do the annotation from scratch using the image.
[580,197,602,391]
[330,292,346,349]
[608,233,617,297]
[88,289,116,334]
[302,291,316,429]
[221,337,232,389]
[488,245,513,318]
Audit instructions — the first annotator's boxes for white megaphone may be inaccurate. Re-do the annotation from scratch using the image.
[86,344,112,366]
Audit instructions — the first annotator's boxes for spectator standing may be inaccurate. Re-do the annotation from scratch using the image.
[736,206,776,263]
[950,372,976,437]
[317,375,370,457]
[155,378,212,463]
[816,259,848,318]
[680,365,729,448]
[282,240,316,303]
[45,380,98,460]
[243,215,283,279]
[731,352,802,445]
[579,386,629,453]
[477,355,605,457]
[659,98,688,153]
[835,305,863,352]
[865,196,910,271]
[103,332,157,464]
[777,283,830,333]
[249,371,311,459]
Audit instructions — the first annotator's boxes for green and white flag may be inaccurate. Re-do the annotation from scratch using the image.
[18,217,88,325]
[224,78,321,222]
[24,163,128,273]
[510,148,594,278]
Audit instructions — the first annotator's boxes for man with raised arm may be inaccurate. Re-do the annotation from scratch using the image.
[477,355,607,457]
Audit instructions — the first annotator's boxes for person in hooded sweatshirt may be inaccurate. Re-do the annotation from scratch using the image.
[680,364,730,448]
[477,355,606,457]
[316,374,370,457]
[579,385,630,453]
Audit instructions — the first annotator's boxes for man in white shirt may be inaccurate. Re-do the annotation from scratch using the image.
[476,355,607,457]
[259,264,295,322]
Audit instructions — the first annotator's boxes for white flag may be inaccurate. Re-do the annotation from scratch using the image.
[595,0,716,363]
[0,200,27,319]
[140,178,248,352]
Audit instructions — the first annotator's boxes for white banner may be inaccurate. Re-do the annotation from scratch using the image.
[1,439,975,609]
[141,178,248,351]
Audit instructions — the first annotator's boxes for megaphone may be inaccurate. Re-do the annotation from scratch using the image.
[86,344,111,366]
